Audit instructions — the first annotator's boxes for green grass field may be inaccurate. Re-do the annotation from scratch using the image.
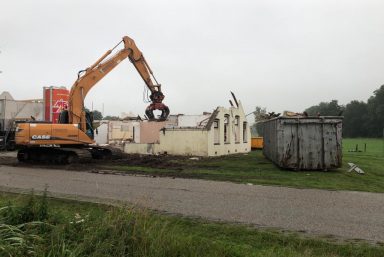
[1,192,383,257]
[102,138,384,193]
[343,138,384,156]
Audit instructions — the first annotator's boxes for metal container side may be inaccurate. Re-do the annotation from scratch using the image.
[262,117,342,170]
[251,137,263,149]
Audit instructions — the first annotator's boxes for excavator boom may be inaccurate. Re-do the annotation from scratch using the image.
[69,36,169,131]
[15,36,169,164]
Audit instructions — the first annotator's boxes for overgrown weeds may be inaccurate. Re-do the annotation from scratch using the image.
[0,189,49,257]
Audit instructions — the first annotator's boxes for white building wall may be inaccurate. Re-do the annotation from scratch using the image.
[177,115,211,127]
[107,120,139,144]
[0,91,43,132]
[124,129,209,155]
[156,129,208,155]
[0,100,43,120]
[207,102,251,156]
[94,122,108,144]
[133,123,141,143]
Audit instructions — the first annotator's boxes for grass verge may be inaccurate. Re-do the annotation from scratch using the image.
[0,191,383,257]
[98,138,384,193]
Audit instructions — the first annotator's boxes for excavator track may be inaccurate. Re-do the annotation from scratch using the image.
[17,147,96,164]
[17,145,123,164]
[90,145,124,160]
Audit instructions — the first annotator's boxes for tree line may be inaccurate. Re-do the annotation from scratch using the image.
[304,85,384,138]
[253,85,384,138]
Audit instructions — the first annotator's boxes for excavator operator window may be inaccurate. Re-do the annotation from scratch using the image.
[85,111,94,139]
[58,110,69,124]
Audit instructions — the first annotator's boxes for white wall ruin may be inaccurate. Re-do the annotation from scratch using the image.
[123,101,251,156]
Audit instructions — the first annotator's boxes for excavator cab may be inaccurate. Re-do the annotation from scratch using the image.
[58,109,94,139]
[85,111,94,139]
[58,110,69,124]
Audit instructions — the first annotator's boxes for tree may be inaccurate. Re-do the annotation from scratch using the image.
[343,101,368,137]
[253,106,267,122]
[92,110,103,120]
[305,100,345,116]
[304,85,384,138]
[251,106,267,136]
[103,115,120,121]
[366,85,384,137]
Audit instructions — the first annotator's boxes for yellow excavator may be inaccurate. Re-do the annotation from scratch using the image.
[15,36,169,163]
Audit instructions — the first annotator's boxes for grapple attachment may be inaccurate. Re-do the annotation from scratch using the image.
[145,102,170,121]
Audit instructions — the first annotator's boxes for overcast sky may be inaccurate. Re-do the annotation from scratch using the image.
[1,0,384,119]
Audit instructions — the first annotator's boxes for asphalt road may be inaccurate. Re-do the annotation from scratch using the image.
[0,165,383,242]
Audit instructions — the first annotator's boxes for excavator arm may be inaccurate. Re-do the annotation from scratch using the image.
[68,36,169,132]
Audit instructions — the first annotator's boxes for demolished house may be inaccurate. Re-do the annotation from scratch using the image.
[123,100,251,156]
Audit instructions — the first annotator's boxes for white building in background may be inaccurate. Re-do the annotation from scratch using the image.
[94,119,140,145]
[124,100,251,157]
[94,121,108,145]
[0,91,43,132]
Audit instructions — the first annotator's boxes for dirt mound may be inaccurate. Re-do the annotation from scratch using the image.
[111,154,188,169]
[0,150,199,172]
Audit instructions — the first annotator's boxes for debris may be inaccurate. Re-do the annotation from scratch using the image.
[230,91,239,107]
[70,213,86,224]
[189,157,199,160]
[282,111,306,117]
[246,183,253,186]
[347,163,365,174]
[267,112,281,118]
